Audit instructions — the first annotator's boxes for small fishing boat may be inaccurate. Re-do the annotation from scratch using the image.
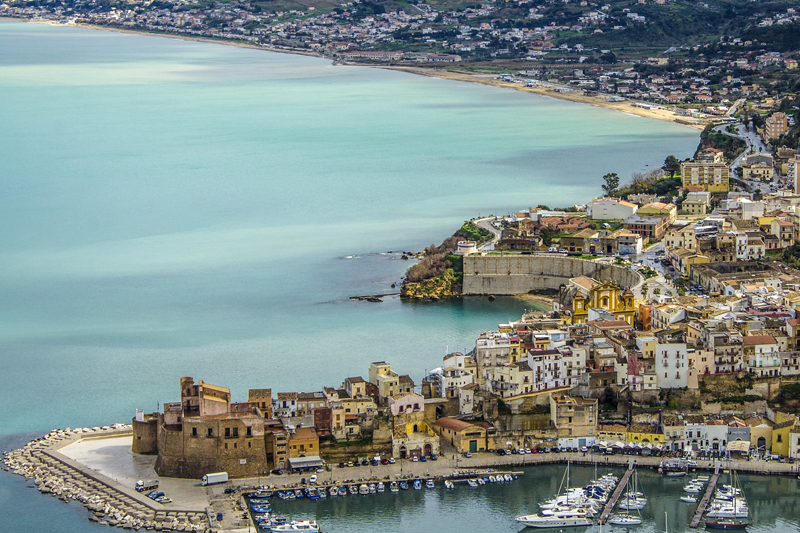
[467,479,478,488]
[444,480,454,489]
[426,479,435,489]
[328,487,338,497]
[488,475,496,483]
[359,484,369,495]
[399,481,409,490]
[348,485,358,495]
[377,482,385,493]
[390,481,399,493]
[413,480,422,490]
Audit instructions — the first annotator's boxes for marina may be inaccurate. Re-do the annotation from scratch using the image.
[3,426,800,532]
[596,461,633,525]
[690,467,721,528]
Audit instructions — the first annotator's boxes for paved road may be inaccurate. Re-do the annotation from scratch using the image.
[474,216,502,251]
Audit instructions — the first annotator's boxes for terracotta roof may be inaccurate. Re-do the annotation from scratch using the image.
[434,417,476,432]
[742,335,776,345]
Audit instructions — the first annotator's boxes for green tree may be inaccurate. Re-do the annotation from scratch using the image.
[641,283,649,298]
[662,155,680,177]
[601,172,620,196]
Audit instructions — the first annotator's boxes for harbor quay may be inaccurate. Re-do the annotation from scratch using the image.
[5,425,800,533]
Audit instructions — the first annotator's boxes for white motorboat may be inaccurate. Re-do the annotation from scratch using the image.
[680,495,698,503]
[467,479,478,488]
[270,520,320,532]
[444,480,454,489]
[516,509,592,528]
[607,513,642,526]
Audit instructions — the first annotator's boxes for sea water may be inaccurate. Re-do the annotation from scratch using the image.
[0,19,710,530]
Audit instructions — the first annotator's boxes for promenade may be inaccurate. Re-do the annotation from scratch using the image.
[5,428,800,533]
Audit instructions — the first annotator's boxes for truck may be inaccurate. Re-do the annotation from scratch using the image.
[135,479,159,492]
[201,472,228,486]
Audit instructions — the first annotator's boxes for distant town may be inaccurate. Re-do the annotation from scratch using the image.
[3,0,800,125]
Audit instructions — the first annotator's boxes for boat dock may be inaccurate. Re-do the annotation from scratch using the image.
[597,460,634,525]
[689,463,721,528]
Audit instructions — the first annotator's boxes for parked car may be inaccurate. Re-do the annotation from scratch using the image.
[388,457,395,464]
[338,462,345,468]
[430,453,438,461]
[309,475,317,483]
[381,459,389,465]
[412,456,419,462]
[272,469,283,475]
[420,456,427,462]
[463,451,472,458]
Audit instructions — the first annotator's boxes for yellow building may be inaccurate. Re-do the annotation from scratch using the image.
[745,416,773,454]
[772,415,798,457]
[287,427,319,458]
[434,417,496,454]
[626,423,665,444]
[597,423,627,443]
[571,280,635,326]
[637,202,677,224]
[681,162,729,193]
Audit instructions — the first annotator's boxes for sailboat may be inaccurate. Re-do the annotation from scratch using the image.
[705,470,751,530]
[515,462,592,528]
[608,468,643,526]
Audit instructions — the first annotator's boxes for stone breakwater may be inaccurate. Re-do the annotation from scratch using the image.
[2,426,209,532]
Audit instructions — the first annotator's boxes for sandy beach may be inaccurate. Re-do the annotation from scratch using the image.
[7,17,710,130]
[382,66,710,130]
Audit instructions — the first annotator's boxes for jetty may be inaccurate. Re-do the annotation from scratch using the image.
[597,459,634,525]
[689,463,721,528]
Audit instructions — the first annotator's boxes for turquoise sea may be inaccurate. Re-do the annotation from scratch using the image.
[0,20,723,531]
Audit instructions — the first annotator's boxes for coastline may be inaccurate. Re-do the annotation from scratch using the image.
[4,17,707,130]
[381,66,709,131]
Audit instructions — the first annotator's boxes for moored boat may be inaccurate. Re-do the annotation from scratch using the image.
[705,519,751,530]
[270,519,320,532]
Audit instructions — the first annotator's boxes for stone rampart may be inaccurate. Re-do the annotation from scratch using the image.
[463,254,643,295]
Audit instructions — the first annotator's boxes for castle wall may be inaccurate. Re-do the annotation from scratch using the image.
[131,417,158,455]
[463,254,643,295]
[155,418,269,479]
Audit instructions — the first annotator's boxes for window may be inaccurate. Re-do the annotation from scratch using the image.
[208,428,213,437]
[246,427,252,437]
[224,443,228,450]
[192,427,197,437]
[777,434,782,443]
[233,427,239,438]
[225,428,231,437]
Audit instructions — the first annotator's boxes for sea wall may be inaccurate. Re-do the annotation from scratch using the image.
[463,254,643,295]
[2,427,209,532]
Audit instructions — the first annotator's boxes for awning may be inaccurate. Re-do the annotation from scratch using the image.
[288,456,325,470]
[726,441,750,453]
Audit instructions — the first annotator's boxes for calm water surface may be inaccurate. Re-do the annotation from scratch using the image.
[258,464,799,533]
[0,20,710,531]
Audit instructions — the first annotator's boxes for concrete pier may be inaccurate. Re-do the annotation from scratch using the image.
[690,466,721,528]
[597,461,633,525]
[2,427,211,532]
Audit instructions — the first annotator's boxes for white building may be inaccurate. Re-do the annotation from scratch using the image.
[586,198,638,220]
[655,343,689,388]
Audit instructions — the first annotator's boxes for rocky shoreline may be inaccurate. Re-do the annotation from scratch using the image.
[2,427,209,532]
